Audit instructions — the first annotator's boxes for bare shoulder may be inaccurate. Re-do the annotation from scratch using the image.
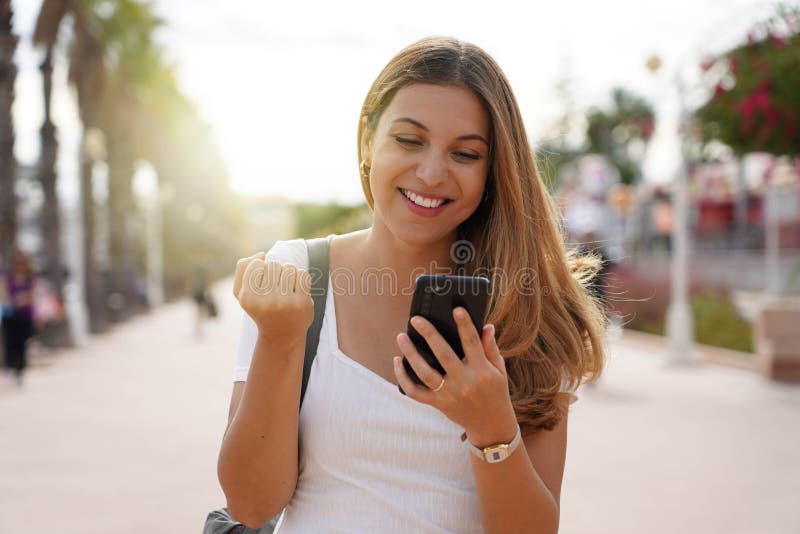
[331,229,369,252]
[522,393,571,508]
[329,229,369,268]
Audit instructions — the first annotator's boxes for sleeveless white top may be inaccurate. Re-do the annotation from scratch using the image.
[233,238,578,533]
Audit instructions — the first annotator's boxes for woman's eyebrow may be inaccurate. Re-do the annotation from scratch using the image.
[392,117,489,146]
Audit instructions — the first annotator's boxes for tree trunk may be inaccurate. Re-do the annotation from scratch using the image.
[80,149,107,332]
[0,1,18,266]
[38,47,72,347]
[106,137,137,322]
[71,7,109,332]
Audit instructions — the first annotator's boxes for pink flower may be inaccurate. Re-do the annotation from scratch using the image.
[641,120,655,140]
[738,82,773,136]
[769,35,786,49]
[785,115,798,139]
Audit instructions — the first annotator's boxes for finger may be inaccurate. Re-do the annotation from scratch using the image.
[392,355,434,404]
[233,252,265,297]
[280,264,298,295]
[482,324,506,377]
[396,332,443,397]
[262,261,282,295]
[452,307,487,367]
[408,315,464,379]
[241,258,268,298]
[296,268,312,296]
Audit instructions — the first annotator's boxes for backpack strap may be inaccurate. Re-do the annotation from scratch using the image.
[300,235,332,408]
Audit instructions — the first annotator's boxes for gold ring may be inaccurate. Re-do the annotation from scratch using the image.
[432,377,445,392]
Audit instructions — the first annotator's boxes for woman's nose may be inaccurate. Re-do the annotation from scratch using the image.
[415,150,447,186]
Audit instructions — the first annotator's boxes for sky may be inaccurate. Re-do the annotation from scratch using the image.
[12,0,780,205]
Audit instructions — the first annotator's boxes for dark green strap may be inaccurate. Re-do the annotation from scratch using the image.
[301,236,331,409]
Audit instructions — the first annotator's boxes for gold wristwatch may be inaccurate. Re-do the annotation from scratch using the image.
[461,425,522,463]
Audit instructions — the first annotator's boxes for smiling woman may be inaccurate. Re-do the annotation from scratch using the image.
[217,36,608,533]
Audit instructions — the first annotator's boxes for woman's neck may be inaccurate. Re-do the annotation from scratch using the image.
[360,224,457,288]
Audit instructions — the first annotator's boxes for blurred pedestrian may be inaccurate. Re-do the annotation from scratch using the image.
[651,189,673,253]
[1,249,36,386]
[192,268,217,339]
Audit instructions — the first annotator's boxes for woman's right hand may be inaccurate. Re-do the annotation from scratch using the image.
[233,252,314,348]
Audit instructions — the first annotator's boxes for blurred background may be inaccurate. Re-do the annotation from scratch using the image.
[0,1,798,533]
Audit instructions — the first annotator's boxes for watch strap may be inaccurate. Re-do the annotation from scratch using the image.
[461,424,522,463]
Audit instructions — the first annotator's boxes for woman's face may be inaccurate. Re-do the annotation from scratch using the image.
[364,83,491,246]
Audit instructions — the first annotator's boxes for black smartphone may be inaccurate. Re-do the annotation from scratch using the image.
[399,274,491,395]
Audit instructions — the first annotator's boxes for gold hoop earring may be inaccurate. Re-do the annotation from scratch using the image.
[359,160,371,179]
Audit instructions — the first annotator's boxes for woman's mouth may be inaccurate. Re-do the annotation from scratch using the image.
[398,188,451,217]
[399,188,451,208]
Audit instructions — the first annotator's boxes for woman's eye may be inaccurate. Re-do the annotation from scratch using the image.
[454,151,481,161]
[394,136,422,146]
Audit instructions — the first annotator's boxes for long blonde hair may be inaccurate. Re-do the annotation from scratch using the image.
[358,36,607,435]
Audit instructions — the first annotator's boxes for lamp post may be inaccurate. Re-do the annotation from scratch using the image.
[646,55,695,365]
[666,74,695,364]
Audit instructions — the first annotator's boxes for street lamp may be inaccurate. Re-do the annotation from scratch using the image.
[646,55,695,365]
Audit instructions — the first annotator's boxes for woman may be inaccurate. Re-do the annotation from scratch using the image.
[1,249,36,386]
[218,36,607,533]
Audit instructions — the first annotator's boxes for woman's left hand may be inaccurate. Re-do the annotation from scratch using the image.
[393,307,519,447]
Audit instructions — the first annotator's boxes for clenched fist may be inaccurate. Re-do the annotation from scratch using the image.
[233,252,314,348]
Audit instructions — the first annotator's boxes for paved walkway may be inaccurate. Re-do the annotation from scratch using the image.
[0,279,798,533]
[561,330,800,534]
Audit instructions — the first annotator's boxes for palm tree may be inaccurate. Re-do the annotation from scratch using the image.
[33,0,150,328]
[94,0,164,321]
[0,1,18,267]
[33,4,65,302]
[33,0,242,320]
[585,88,655,185]
[34,1,76,346]
[67,2,109,332]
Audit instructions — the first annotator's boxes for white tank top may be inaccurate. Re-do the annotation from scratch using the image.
[233,238,578,533]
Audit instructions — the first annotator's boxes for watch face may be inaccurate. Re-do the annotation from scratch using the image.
[485,446,509,463]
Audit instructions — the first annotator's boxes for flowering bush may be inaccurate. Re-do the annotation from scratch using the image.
[695,6,800,157]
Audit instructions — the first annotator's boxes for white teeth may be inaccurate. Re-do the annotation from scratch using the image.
[402,189,445,208]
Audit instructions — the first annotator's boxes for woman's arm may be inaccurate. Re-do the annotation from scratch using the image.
[469,394,570,534]
[218,335,305,528]
[217,253,314,528]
